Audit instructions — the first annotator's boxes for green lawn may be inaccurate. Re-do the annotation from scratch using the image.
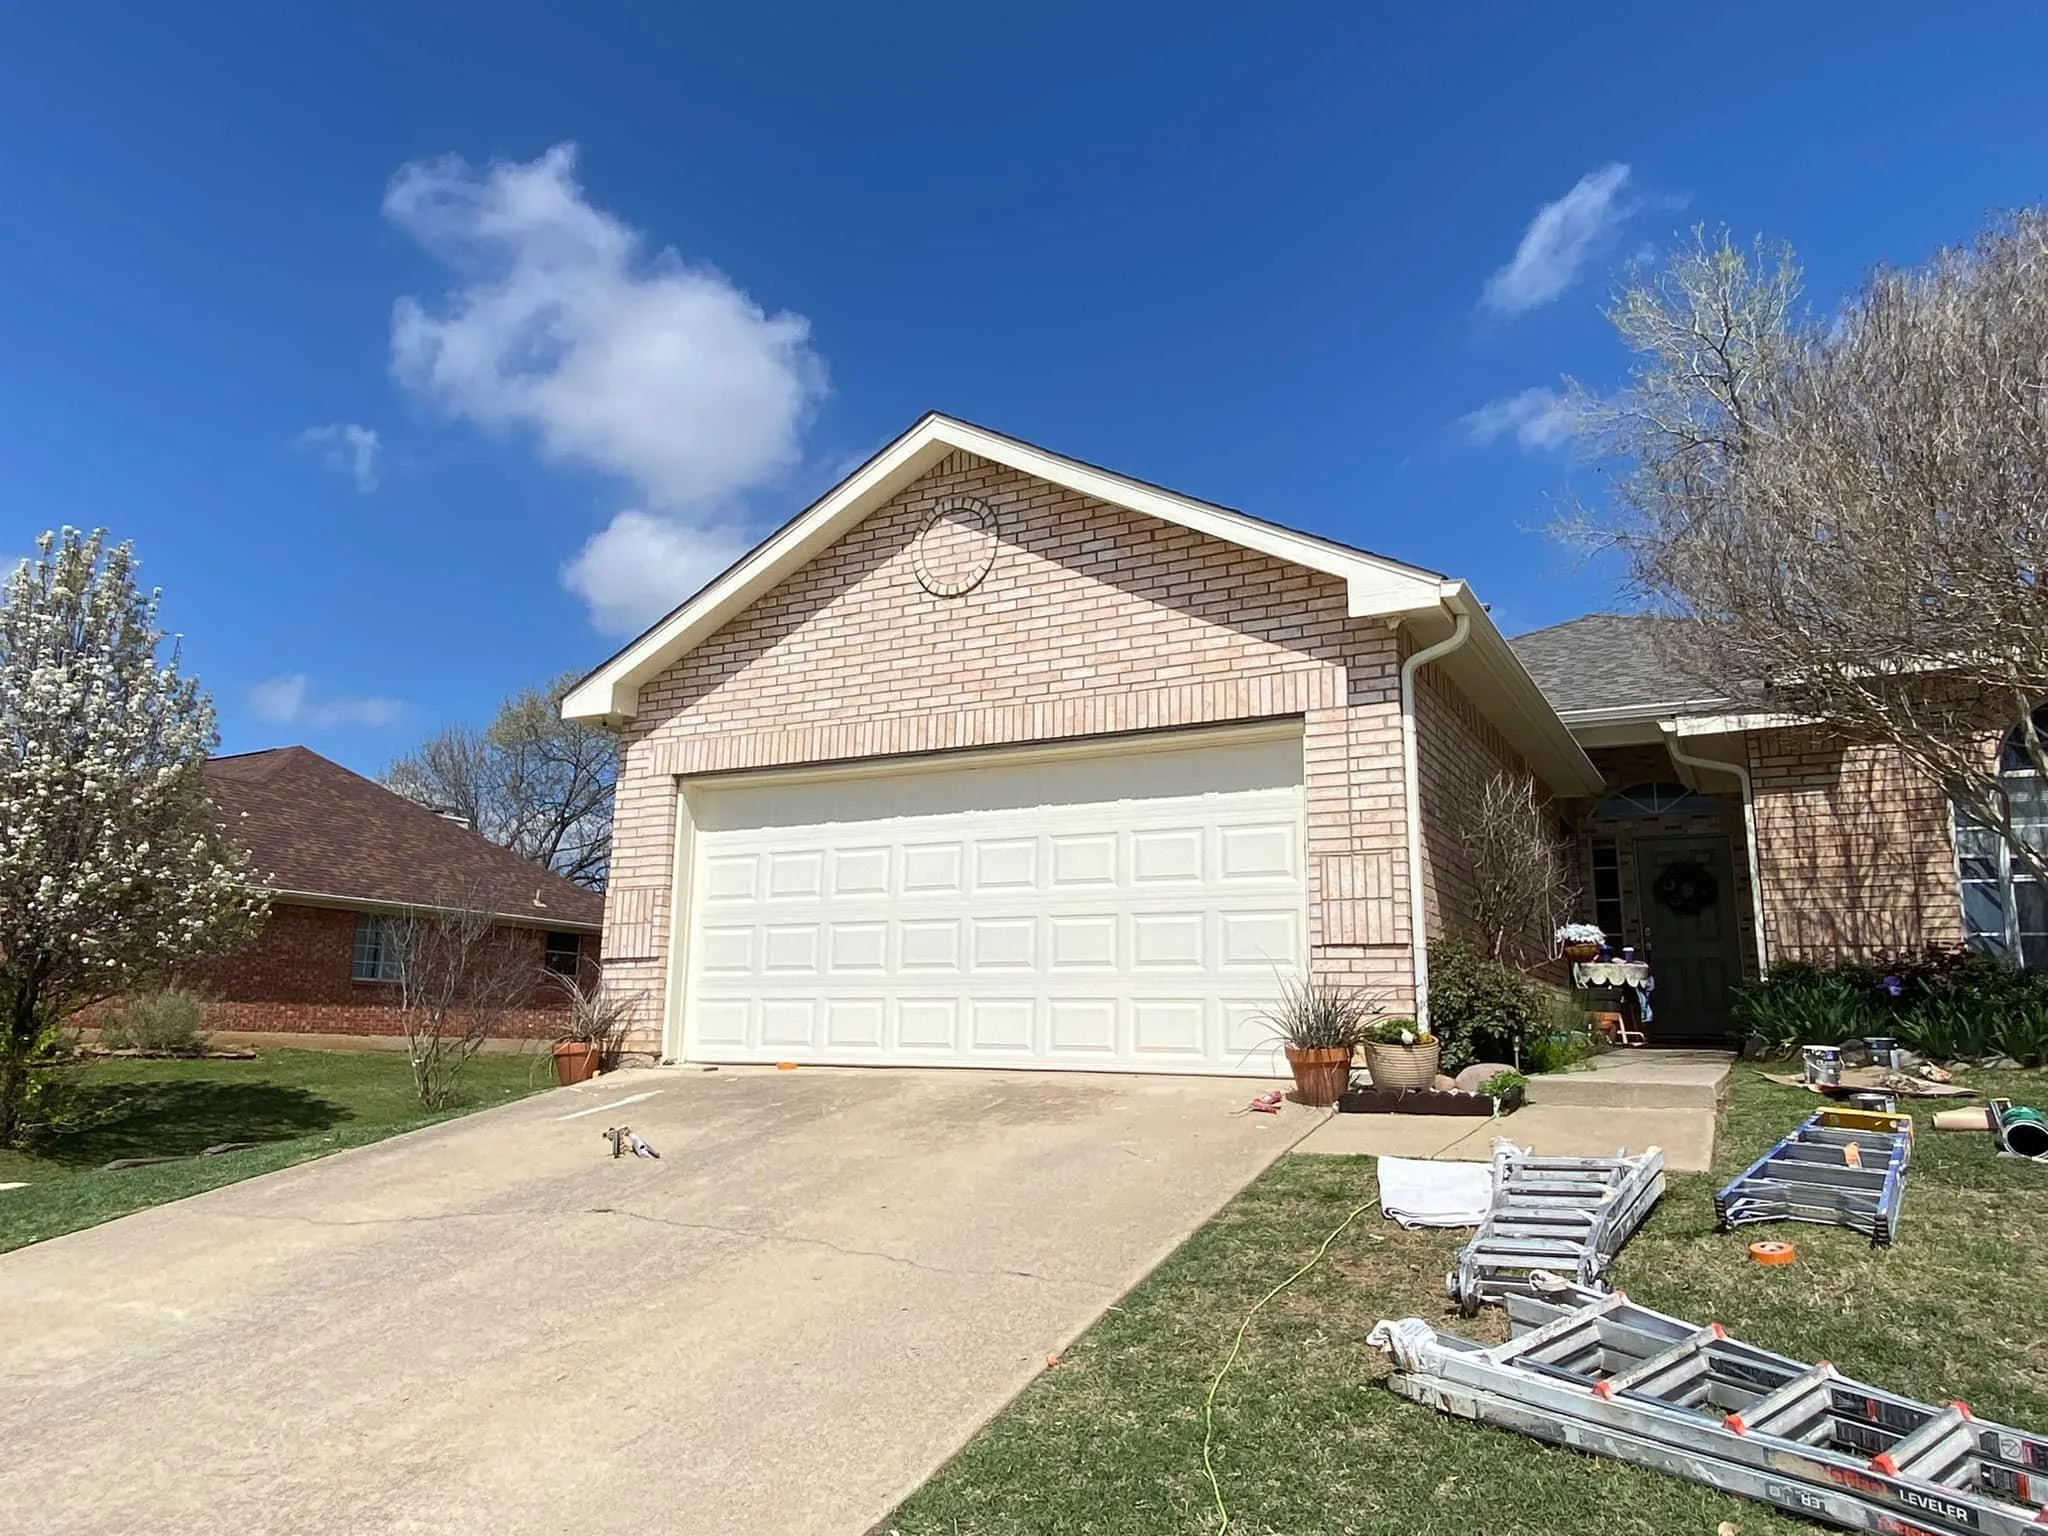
[0,1048,553,1253]
[889,1066,2048,1536]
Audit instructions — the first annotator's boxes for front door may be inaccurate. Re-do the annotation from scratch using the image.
[1633,835,1739,1042]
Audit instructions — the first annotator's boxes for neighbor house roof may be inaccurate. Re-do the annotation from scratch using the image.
[562,412,1604,796]
[1508,614,1734,724]
[204,747,604,930]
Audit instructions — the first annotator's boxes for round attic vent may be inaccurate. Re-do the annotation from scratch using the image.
[913,495,999,598]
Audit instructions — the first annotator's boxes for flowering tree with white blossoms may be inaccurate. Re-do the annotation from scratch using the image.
[0,530,262,1145]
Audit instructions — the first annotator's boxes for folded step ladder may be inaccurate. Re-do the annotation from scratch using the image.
[1376,1285,2048,1536]
[1443,1143,1665,1315]
[1715,1108,1913,1248]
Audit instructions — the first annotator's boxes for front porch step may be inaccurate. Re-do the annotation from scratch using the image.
[1523,1051,1733,1112]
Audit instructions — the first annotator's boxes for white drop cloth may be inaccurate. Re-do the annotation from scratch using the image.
[1376,1155,1493,1229]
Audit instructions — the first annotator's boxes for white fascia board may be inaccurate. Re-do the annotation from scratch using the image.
[1557,698,1737,728]
[562,413,1447,722]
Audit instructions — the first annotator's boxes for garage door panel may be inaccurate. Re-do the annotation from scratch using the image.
[1048,915,1117,969]
[1132,998,1208,1057]
[1220,911,1301,969]
[903,843,965,892]
[825,999,886,1049]
[1047,998,1117,1054]
[1050,833,1117,886]
[832,847,890,896]
[900,920,962,970]
[895,998,958,1051]
[682,732,1305,1075]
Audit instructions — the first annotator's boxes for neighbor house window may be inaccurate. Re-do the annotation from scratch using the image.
[352,914,408,982]
[543,931,583,976]
[1954,712,2048,970]
[1589,838,1624,941]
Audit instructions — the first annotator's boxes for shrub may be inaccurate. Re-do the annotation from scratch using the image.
[98,985,210,1055]
[1732,948,2048,1066]
[1477,1069,1529,1099]
[1257,975,1383,1053]
[1425,938,1544,1073]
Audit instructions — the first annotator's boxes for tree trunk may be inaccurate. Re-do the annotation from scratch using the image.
[0,978,44,1149]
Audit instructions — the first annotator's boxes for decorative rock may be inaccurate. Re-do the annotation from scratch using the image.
[1455,1061,1517,1094]
[1431,1074,1458,1093]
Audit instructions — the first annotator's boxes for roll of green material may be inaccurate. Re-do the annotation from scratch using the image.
[1996,1103,2048,1158]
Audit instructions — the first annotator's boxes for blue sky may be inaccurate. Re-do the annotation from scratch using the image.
[5,4,2045,774]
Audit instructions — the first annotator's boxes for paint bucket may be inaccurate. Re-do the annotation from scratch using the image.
[1997,1104,2048,1159]
[1803,1045,1842,1086]
[1846,1090,1897,1113]
[1864,1036,1902,1069]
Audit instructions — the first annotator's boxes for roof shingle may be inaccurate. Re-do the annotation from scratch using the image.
[205,746,604,929]
[1507,614,1733,719]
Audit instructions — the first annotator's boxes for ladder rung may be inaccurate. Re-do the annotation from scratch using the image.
[1484,1288,1633,1367]
[1591,1324,1728,1401]
[1725,1361,1839,1441]
[1873,1403,1976,1487]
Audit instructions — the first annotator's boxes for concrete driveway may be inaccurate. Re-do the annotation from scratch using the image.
[0,1065,1299,1536]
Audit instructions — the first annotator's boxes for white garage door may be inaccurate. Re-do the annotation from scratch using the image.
[678,728,1305,1076]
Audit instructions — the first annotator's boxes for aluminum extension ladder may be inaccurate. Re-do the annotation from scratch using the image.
[1375,1282,2048,1536]
[1443,1143,1666,1315]
[1715,1108,1913,1248]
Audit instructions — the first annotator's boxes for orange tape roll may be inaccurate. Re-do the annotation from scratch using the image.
[1749,1241,1797,1266]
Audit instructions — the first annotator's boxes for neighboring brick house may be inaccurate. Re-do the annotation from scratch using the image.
[1511,614,2002,1040]
[190,747,604,1039]
[562,413,1601,1070]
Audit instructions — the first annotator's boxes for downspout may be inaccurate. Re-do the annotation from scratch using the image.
[1661,722,1770,978]
[1400,611,1471,1030]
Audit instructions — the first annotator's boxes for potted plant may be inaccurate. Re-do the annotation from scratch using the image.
[1363,1017,1440,1090]
[1258,975,1378,1106]
[1556,922,1605,964]
[549,972,638,1087]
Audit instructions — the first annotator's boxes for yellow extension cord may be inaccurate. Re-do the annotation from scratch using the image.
[1199,1197,1381,1534]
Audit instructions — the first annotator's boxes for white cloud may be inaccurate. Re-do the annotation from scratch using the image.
[296,422,381,491]
[1481,163,1633,317]
[1461,387,1579,451]
[249,674,405,730]
[561,510,751,637]
[383,142,828,632]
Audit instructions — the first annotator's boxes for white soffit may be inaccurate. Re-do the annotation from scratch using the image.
[561,413,1448,722]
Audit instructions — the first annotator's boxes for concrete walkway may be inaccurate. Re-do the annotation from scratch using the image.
[0,1066,1298,1536]
[1294,1049,1733,1171]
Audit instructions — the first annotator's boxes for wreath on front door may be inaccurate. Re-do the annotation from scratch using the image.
[1652,860,1719,917]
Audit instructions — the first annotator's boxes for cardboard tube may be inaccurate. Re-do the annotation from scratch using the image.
[1933,1107,1993,1132]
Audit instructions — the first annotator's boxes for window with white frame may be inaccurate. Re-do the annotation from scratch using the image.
[351,913,409,982]
[1953,715,2048,970]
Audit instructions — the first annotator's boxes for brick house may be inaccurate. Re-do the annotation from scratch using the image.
[192,747,604,1040]
[565,415,2011,1063]
[563,414,1603,1071]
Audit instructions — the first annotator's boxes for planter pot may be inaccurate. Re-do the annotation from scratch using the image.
[1283,1045,1355,1107]
[1563,942,1601,963]
[552,1040,601,1086]
[1364,1038,1441,1090]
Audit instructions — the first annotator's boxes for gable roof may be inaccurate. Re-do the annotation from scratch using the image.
[562,412,1602,795]
[205,747,604,930]
[1508,615,1734,723]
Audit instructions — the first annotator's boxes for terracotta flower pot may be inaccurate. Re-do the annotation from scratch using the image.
[1284,1044,1354,1107]
[552,1040,601,1086]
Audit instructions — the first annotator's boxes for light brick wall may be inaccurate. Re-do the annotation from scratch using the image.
[604,450,1426,1052]
[1747,727,1964,962]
